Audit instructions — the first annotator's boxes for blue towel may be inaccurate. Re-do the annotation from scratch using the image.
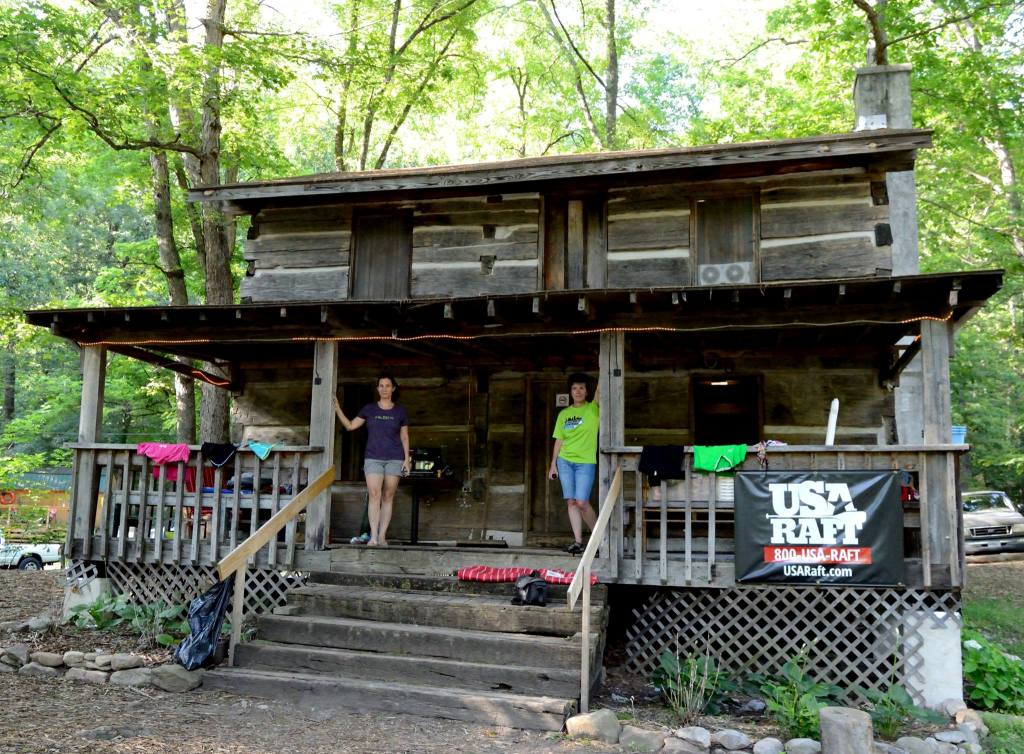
[247,441,275,460]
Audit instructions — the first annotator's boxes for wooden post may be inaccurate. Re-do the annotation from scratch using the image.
[580,561,591,713]
[920,319,958,585]
[74,346,106,559]
[598,331,624,576]
[306,340,338,550]
[229,567,245,666]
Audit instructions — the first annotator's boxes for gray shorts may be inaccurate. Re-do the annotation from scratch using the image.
[364,459,404,477]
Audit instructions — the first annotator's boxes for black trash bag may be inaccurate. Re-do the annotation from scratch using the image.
[511,571,548,607]
[175,573,235,670]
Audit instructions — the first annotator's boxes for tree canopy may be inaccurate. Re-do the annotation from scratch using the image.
[1,0,1021,496]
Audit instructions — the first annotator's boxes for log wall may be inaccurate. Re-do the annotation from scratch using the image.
[239,172,893,303]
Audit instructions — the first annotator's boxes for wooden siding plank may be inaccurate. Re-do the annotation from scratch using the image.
[242,268,349,302]
[761,236,889,281]
[608,215,689,251]
[761,204,890,238]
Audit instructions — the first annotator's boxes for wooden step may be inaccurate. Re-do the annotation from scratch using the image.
[202,667,575,731]
[233,640,580,697]
[258,614,589,669]
[328,543,588,574]
[285,583,603,636]
[308,570,608,603]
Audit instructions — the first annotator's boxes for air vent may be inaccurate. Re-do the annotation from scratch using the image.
[698,261,754,286]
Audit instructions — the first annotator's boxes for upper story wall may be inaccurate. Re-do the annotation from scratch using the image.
[240,171,893,303]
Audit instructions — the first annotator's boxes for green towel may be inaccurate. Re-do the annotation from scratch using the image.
[692,444,748,473]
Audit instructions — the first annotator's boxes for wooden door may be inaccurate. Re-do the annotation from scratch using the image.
[526,379,575,544]
[351,212,412,299]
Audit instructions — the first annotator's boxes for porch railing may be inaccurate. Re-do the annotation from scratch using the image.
[600,444,966,590]
[67,443,324,568]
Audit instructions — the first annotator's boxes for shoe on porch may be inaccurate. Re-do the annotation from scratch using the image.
[565,541,584,555]
[349,533,371,545]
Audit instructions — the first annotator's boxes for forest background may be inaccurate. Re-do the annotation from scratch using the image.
[0,0,1021,498]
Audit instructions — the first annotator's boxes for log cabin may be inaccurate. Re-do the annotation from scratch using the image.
[26,65,1003,729]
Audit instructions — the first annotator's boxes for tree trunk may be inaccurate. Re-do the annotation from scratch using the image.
[198,0,231,443]
[149,149,196,443]
[1,348,13,425]
[604,0,618,149]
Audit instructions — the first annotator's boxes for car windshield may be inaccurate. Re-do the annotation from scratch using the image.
[963,493,1013,513]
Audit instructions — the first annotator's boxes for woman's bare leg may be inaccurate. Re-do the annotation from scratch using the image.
[379,474,400,545]
[365,473,384,545]
[566,501,584,544]
[577,500,598,532]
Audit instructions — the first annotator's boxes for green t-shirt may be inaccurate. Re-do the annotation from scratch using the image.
[552,401,600,464]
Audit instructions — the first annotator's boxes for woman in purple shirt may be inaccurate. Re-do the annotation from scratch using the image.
[333,375,411,546]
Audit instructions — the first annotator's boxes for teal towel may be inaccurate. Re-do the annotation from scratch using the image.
[247,441,275,460]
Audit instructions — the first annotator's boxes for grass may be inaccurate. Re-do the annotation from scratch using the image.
[963,598,1024,657]
[981,712,1024,754]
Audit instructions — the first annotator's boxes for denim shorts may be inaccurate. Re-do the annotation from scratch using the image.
[556,457,596,501]
[364,458,404,477]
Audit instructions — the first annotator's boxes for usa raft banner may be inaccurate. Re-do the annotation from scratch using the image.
[735,470,904,586]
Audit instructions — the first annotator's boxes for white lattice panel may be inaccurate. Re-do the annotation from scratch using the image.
[104,562,308,620]
[625,586,961,704]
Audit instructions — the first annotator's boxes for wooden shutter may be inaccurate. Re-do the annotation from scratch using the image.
[351,212,412,299]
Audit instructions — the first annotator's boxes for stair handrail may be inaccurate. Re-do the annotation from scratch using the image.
[216,464,335,665]
[567,461,622,713]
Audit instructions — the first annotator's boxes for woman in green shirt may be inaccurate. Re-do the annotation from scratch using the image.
[549,373,599,555]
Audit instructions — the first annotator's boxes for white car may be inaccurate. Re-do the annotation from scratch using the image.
[0,530,63,570]
[962,491,1024,555]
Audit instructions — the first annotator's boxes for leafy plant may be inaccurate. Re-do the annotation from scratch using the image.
[68,594,190,648]
[651,648,737,724]
[757,651,843,739]
[963,631,1024,714]
[854,683,945,739]
[982,712,1024,754]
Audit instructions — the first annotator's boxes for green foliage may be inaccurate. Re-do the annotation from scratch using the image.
[68,594,190,648]
[962,630,1024,714]
[756,652,843,740]
[854,683,944,739]
[981,712,1024,754]
[651,649,737,724]
[965,598,1024,658]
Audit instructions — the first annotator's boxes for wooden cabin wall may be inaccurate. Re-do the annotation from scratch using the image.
[231,359,313,445]
[240,170,896,304]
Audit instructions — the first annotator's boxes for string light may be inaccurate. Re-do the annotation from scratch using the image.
[74,311,954,348]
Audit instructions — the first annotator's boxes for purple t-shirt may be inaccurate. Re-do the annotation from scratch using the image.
[358,403,409,461]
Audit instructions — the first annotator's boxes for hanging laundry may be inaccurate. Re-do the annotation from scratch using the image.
[638,445,686,484]
[201,442,238,468]
[137,442,190,465]
[692,444,748,473]
[246,441,275,461]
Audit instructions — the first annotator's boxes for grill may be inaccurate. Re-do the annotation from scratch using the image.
[969,525,1011,537]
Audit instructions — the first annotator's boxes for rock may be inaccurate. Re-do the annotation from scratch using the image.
[2,644,30,666]
[739,698,767,714]
[820,706,873,754]
[109,668,154,687]
[934,730,966,744]
[924,739,958,754]
[784,739,821,754]
[84,652,98,661]
[873,743,908,754]
[65,667,109,685]
[271,604,301,616]
[84,661,101,670]
[30,651,64,668]
[0,663,14,673]
[712,729,752,750]
[663,739,707,754]
[674,726,711,749]
[26,616,53,632]
[150,664,203,692]
[954,710,988,737]
[955,724,980,745]
[18,661,60,678]
[94,654,113,670]
[63,651,85,668]
[109,654,144,671]
[620,725,666,752]
[894,737,931,754]
[960,743,982,754]
[753,738,784,754]
[940,698,968,716]
[565,708,621,743]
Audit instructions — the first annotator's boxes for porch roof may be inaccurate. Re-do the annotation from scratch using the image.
[26,270,1002,374]
[188,129,931,209]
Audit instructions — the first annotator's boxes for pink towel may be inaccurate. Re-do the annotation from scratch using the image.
[136,442,190,465]
[456,565,597,586]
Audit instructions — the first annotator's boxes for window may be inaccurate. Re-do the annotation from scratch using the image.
[694,195,757,286]
[350,211,412,299]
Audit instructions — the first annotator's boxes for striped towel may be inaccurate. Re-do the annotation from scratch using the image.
[455,565,597,586]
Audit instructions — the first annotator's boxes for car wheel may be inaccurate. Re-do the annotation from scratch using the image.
[18,556,43,571]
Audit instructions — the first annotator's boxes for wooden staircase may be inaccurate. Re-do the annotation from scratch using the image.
[204,569,609,730]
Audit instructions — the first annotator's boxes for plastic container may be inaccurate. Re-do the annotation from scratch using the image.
[951,425,967,444]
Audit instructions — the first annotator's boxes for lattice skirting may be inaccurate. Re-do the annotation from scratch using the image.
[90,561,308,620]
[625,586,961,705]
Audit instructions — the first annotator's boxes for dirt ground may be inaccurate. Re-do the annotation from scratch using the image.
[3,561,1020,754]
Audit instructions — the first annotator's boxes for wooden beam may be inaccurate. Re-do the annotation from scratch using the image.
[306,340,338,550]
[107,345,240,391]
[598,332,625,581]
